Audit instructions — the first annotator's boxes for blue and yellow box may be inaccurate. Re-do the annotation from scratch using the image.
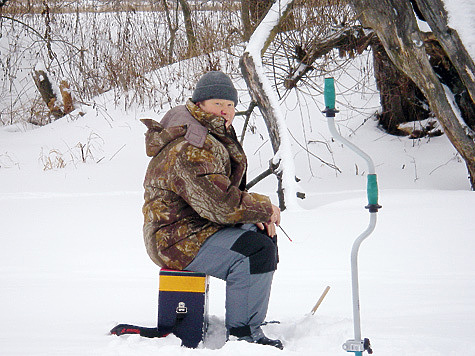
[158,268,209,348]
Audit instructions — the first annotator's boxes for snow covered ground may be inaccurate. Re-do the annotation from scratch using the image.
[1,2,475,355]
[1,73,474,355]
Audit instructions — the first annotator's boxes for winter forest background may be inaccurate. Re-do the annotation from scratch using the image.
[1,1,474,355]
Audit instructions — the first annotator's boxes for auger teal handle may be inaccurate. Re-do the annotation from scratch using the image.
[324,77,336,109]
[367,174,379,206]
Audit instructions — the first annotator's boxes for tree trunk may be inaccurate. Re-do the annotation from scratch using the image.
[240,0,297,152]
[32,69,64,121]
[240,0,299,210]
[414,0,475,103]
[178,0,196,57]
[371,38,430,134]
[241,52,286,209]
[349,0,475,189]
[281,23,471,137]
[241,0,252,41]
[423,34,475,131]
[240,52,281,152]
[162,0,178,63]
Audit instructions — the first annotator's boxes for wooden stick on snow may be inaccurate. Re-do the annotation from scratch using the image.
[311,286,331,315]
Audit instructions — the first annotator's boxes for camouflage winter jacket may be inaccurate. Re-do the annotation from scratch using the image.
[141,100,274,270]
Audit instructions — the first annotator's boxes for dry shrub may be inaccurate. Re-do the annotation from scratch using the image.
[0,0,249,124]
[38,131,104,170]
[39,148,66,170]
[1,1,246,125]
[1,0,357,126]
[76,132,105,164]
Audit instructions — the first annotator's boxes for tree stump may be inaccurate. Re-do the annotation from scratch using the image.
[32,70,64,121]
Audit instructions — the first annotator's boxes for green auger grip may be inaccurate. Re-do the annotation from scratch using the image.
[324,78,335,109]
[367,174,379,206]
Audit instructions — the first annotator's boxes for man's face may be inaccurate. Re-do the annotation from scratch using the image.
[199,99,236,128]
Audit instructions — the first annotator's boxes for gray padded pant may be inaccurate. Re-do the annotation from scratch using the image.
[185,224,277,340]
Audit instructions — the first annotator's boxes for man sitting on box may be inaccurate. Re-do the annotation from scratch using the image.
[141,71,283,349]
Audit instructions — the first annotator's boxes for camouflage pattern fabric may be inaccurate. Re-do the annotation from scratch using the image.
[141,100,273,270]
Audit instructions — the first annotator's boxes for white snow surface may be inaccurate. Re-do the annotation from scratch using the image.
[1,79,474,356]
[1,3,475,355]
[445,0,475,59]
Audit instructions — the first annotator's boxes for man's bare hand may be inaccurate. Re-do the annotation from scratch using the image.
[256,204,280,237]
[269,204,280,226]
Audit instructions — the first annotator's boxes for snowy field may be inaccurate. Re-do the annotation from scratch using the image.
[1,1,475,355]
[1,76,474,356]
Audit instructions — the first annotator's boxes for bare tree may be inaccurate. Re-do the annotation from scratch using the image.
[162,0,179,63]
[240,0,252,41]
[348,0,475,189]
[267,0,474,188]
[240,0,299,210]
[177,0,197,57]
[371,36,432,135]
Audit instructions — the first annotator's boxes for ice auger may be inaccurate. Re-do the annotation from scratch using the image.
[323,77,381,355]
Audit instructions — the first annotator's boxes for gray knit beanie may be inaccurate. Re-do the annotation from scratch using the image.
[192,71,238,106]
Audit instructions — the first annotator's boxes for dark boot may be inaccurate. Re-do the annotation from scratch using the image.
[253,335,284,350]
[228,326,284,350]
